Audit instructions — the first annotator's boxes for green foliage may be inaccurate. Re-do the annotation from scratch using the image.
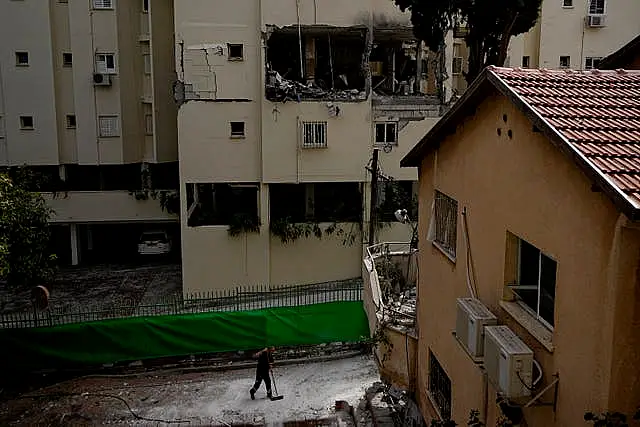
[227,212,261,237]
[0,172,56,288]
[270,217,360,246]
[584,409,640,427]
[393,0,542,84]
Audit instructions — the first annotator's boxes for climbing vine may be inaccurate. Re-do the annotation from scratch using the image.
[128,166,180,214]
[227,212,261,237]
[269,217,361,246]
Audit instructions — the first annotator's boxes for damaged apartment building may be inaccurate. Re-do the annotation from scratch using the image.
[174,0,454,294]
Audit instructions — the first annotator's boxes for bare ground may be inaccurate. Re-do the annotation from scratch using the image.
[0,263,182,315]
[0,355,379,426]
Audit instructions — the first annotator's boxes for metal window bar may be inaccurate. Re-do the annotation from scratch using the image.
[301,121,328,148]
[434,191,457,258]
[429,351,452,420]
[0,281,362,329]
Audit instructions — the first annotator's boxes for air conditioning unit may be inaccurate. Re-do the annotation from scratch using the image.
[586,14,606,27]
[484,325,534,399]
[93,73,112,86]
[455,298,498,361]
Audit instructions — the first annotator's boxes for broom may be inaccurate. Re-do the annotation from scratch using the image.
[269,369,284,401]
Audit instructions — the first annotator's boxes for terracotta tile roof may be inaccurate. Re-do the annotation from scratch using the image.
[491,67,640,205]
[401,66,640,219]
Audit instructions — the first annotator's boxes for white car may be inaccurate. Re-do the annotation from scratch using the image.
[138,230,172,256]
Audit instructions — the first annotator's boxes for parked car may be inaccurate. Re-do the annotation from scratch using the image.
[138,230,172,256]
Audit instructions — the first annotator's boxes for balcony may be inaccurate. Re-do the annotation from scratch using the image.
[44,191,177,223]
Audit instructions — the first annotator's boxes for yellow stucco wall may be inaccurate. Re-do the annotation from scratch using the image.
[414,91,640,425]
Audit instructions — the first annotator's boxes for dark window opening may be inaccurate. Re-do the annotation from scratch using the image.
[265,28,367,101]
[522,55,530,68]
[230,121,246,138]
[66,114,76,128]
[375,123,397,145]
[20,116,34,129]
[559,56,570,68]
[63,52,73,67]
[429,350,452,420]
[228,44,244,61]
[148,162,179,190]
[270,183,362,223]
[187,183,259,227]
[15,52,29,66]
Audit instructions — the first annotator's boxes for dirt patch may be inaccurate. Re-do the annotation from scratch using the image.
[0,355,379,426]
[0,263,182,315]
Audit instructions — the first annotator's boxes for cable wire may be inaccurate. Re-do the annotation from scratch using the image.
[15,391,191,424]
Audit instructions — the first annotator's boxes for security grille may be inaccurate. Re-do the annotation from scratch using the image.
[429,350,452,420]
[301,121,328,148]
[99,116,119,137]
[433,190,458,259]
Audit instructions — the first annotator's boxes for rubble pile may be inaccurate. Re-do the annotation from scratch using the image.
[266,70,366,102]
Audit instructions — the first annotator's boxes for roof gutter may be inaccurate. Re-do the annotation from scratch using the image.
[486,71,640,222]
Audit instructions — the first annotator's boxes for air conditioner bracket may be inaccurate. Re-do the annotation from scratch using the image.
[523,373,559,411]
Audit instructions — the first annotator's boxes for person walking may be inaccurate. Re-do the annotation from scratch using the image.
[249,346,275,400]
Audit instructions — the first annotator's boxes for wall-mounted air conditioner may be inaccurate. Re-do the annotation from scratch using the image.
[93,73,112,86]
[586,14,606,27]
[484,325,533,399]
[455,298,498,361]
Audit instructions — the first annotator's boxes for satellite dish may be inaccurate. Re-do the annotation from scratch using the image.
[31,285,50,311]
[383,143,393,154]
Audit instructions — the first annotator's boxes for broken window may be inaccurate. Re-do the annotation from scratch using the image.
[187,183,259,227]
[270,183,362,223]
[370,36,427,96]
[265,27,367,102]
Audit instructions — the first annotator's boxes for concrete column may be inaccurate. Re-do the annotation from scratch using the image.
[70,224,80,266]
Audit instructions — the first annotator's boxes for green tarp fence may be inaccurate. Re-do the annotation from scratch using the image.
[0,301,369,372]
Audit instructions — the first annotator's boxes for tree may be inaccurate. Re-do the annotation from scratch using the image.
[393,0,543,85]
[0,170,56,288]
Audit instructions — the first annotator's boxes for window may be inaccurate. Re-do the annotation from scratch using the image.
[20,116,34,130]
[58,0,69,3]
[452,57,463,75]
[431,190,457,260]
[589,0,605,14]
[63,52,73,67]
[187,183,259,227]
[227,44,244,61]
[585,56,602,69]
[66,114,76,129]
[142,0,149,12]
[562,0,573,7]
[93,0,113,9]
[15,51,29,66]
[428,351,452,420]
[301,121,327,148]
[270,183,362,224]
[143,54,151,74]
[145,114,153,135]
[559,56,570,68]
[522,55,530,68]
[230,121,246,138]
[95,53,116,74]
[375,123,397,146]
[0,116,5,138]
[98,116,119,137]
[508,236,557,328]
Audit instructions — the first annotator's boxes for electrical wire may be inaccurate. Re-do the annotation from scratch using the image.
[15,391,191,424]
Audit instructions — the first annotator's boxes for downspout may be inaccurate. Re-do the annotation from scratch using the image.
[296,0,304,79]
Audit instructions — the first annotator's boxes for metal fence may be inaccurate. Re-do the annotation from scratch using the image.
[0,281,363,329]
